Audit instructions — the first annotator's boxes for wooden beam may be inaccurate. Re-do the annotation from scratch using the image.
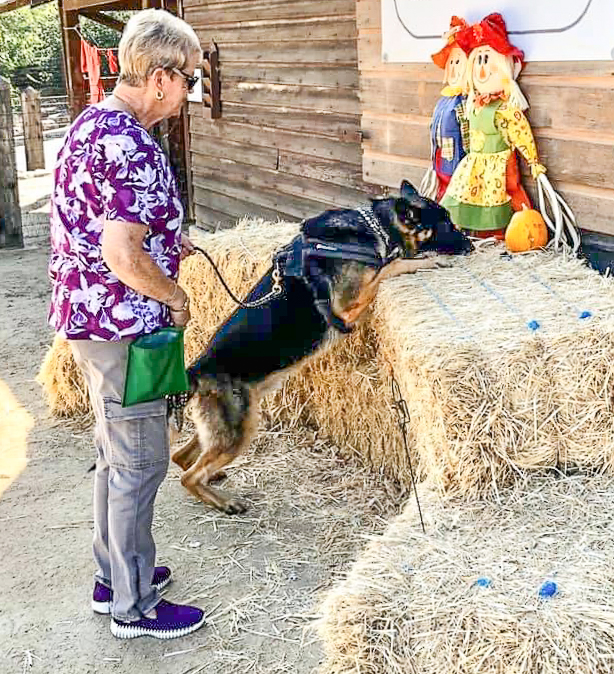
[64,0,153,11]
[0,0,29,16]
[78,10,125,32]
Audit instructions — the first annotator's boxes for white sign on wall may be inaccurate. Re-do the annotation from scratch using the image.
[382,0,614,62]
[187,68,203,104]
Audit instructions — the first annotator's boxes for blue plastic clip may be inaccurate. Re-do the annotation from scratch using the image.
[539,581,558,598]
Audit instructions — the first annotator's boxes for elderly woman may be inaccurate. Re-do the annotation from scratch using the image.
[48,10,205,639]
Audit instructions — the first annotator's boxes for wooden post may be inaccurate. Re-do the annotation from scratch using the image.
[162,0,193,220]
[0,78,23,249]
[21,87,45,171]
[203,41,221,120]
[59,2,87,121]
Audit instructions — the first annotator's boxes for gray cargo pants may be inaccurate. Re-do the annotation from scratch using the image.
[70,339,169,622]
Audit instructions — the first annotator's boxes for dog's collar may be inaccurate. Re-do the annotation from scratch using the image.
[356,206,403,263]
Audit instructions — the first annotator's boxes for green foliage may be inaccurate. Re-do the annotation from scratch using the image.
[0,5,128,95]
[0,4,63,92]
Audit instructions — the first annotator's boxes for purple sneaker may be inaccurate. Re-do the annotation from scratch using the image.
[110,599,205,639]
[91,566,172,614]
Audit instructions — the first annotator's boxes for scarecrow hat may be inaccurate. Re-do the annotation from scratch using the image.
[456,13,524,63]
[431,16,469,69]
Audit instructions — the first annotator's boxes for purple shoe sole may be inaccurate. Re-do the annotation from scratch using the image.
[110,599,206,640]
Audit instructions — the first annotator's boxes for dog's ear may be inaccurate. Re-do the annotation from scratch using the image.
[400,180,419,202]
[393,198,420,229]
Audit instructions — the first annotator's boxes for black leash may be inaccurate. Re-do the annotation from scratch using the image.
[192,246,283,309]
[391,373,426,533]
[166,246,283,433]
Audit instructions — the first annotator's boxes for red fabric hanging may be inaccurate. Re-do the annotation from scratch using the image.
[80,39,105,104]
[107,49,119,75]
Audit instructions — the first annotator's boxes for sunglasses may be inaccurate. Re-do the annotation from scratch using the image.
[172,68,199,93]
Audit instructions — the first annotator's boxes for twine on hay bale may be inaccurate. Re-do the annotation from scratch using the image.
[318,475,614,674]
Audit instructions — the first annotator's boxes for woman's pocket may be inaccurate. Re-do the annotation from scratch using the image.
[103,398,169,469]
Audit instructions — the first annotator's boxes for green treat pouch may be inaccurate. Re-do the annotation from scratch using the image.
[122,327,191,407]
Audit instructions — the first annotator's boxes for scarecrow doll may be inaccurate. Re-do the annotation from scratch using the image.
[440,13,542,240]
[420,16,470,202]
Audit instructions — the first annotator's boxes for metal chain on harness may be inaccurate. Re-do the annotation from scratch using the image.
[391,373,426,533]
[357,206,403,263]
[167,390,191,432]
[357,206,391,250]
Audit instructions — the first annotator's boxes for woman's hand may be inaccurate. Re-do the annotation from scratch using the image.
[168,284,191,327]
[170,306,191,327]
[180,233,195,261]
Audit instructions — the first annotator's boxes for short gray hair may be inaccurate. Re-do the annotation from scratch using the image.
[118,9,202,86]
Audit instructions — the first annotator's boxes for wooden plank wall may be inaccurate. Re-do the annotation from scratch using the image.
[357,0,614,236]
[183,0,379,230]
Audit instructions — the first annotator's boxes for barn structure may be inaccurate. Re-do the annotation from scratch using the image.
[184,0,614,239]
[1,0,613,239]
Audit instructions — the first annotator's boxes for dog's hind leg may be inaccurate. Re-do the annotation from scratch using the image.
[180,383,260,514]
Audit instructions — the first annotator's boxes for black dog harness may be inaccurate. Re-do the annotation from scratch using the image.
[273,206,407,333]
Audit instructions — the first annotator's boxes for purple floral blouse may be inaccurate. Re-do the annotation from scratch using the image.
[48,106,184,341]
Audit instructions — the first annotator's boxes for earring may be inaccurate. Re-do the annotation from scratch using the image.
[156,91,164,101]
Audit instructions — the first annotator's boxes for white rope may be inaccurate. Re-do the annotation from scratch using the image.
[536,173,581,254]
[419,131,439,200]
[419,168,439,201]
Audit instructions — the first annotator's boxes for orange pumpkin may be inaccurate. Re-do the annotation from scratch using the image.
[505,205,549,253]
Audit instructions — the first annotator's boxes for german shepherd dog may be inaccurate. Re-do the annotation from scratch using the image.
[172,181,472,514]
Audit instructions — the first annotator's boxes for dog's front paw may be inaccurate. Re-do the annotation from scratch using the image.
[222,497,248,515]
[423,255,453,269]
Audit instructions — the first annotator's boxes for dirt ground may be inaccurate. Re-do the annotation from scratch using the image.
[0,242,405,674]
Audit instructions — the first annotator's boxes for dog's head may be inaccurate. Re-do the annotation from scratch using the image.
[371,181,473,257]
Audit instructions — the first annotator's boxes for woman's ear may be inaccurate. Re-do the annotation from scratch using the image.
[151,66,167,92]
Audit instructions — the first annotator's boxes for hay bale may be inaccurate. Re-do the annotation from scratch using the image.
[185,221,407,459]
[371,245,614,497]
[318,475,614,674]
[37,335,90,417]
[37,217,409,472]
[287,323,406,474]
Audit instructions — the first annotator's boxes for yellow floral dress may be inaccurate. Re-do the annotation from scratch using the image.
[441,100,545,230]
